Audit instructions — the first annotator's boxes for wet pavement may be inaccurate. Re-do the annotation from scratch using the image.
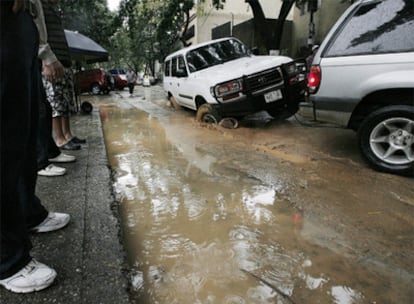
[99,86,414,303]
[0,107,129,303]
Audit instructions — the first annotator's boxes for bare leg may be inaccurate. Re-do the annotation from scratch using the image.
[62,116,86,144]
[61,116,73,142]
[52,117,67,147]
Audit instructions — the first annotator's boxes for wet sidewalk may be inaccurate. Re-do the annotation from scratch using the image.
[0,108,130,303]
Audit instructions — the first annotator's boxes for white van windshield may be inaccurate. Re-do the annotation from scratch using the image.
[186,39,249,73]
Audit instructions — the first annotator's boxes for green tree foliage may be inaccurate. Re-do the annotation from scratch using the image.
[114,0,195,74]
[107,27,133,69]
[59,0,117,54]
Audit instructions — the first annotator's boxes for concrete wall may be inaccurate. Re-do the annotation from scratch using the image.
[291,0,352,57]
[187,0,353,58]
[188,0,289,44]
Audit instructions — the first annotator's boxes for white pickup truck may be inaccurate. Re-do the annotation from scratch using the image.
[163,37,306,123]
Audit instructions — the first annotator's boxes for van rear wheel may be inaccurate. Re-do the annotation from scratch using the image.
[169,95,181,110]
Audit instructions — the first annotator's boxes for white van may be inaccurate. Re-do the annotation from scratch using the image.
[163,37,307,123]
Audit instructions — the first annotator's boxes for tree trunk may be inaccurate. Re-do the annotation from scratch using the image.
[246,0,296,53]
[180,10,191,47]
[273,0,296,51]
[245,0,273,52]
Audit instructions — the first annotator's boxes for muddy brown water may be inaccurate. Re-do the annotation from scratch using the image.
[98,88,413,304]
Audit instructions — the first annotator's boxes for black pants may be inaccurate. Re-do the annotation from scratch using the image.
[0,5,48,279]
[37,84,61,171]
[128,82,134,94]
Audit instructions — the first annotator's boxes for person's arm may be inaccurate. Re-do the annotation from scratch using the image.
[32,0,64,81]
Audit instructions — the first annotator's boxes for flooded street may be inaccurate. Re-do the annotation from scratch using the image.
[94,86,413,304]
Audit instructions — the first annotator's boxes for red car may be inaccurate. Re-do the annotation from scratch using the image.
[109,69,128,90]
[74,68,114,95]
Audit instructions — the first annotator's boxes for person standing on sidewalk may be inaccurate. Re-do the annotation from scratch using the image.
[35,0,76,177]
[126,67,137,96]
[0,0,70,293]
[41,0,85,151]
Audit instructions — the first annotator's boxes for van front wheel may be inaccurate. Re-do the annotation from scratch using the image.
[196,104,221,124]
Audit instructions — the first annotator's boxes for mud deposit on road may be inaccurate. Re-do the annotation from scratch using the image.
[97,89,413,304]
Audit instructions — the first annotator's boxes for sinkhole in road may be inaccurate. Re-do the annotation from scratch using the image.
[100,102,402,304]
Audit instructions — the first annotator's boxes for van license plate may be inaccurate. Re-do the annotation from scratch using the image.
[264,90,282,103]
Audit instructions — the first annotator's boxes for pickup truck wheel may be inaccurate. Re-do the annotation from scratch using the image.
[358,105,414,176]
[196,103,221,124]
[169,95,181,110]
[91,83,101,95]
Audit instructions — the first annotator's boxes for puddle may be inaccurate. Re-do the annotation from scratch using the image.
[101,102,412,304]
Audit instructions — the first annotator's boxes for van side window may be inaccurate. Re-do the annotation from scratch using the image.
[326,0,414,57]
[171,56,187,77]
[177,56,187,76]
[165,60,171,76]
[171,57,177,77]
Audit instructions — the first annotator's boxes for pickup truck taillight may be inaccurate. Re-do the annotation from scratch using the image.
[308,65,321,94]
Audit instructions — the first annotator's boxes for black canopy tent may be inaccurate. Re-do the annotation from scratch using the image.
[64,30,109,112]
[64,29,108,64]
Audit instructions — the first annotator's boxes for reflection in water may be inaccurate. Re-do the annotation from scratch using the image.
[242,187,276,224]
[331,286,364,304]
[101,104,403,304]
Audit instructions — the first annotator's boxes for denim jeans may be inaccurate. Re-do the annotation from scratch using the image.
[0,5,48,279]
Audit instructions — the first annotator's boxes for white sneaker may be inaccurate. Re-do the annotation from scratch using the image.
[37,164,66,177]
[0,259,56,293]
[48,153,76,163]
[30,212,70,233]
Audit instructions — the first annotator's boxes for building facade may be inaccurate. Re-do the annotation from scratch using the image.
[186,0,293,48]
[183,0,353,58]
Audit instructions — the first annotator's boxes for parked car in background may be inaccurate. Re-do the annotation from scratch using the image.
[109,68,127,90]
[300,0,414,176]
[163,37,307,123]
[74,68,114,95]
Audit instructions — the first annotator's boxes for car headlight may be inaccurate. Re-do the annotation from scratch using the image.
[213,79,243,98]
